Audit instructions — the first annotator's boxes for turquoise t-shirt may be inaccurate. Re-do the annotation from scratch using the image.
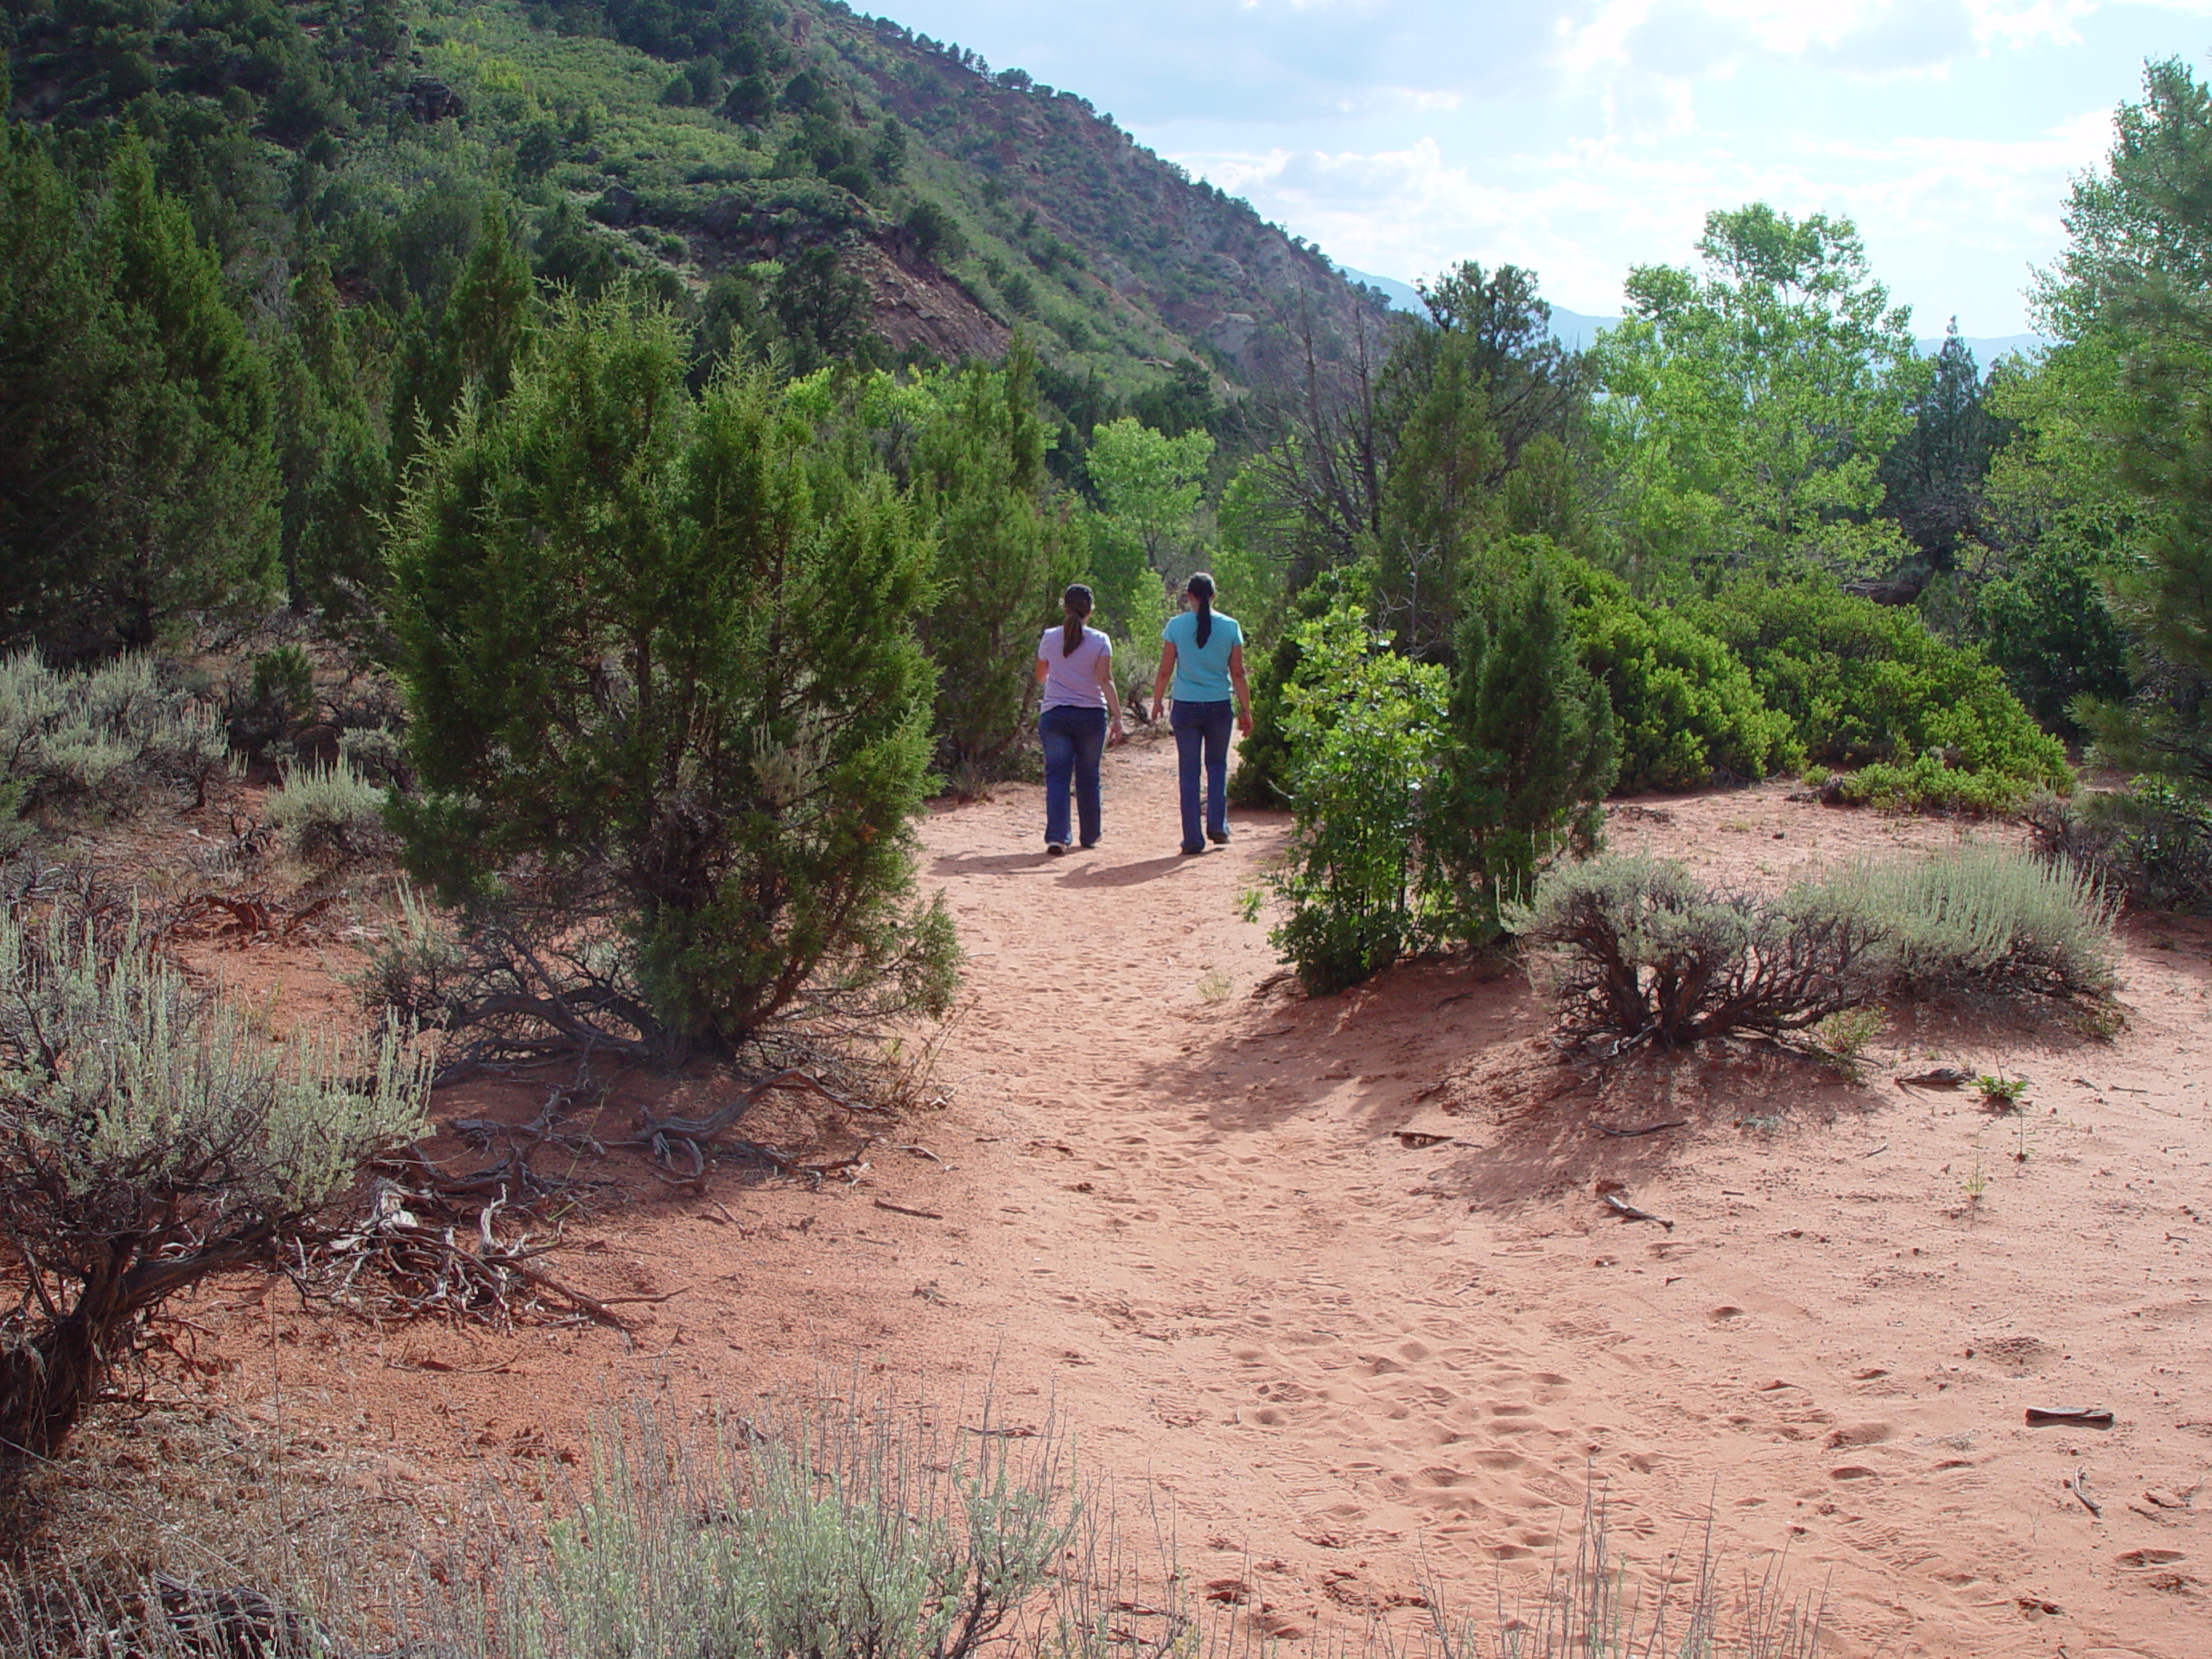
[1163,608,1243,701]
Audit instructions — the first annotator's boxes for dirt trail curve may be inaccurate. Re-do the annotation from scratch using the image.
[207,734,2212,1657]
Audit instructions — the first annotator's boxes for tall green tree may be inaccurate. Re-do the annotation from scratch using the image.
[909,338,1077,772]
[2043,59,2212,783]
[1595,204,1922,584]
[1425,547,1617,938]
[1084,415,1213,641]
[1878,321,2006,572]
[389,300,956,1059]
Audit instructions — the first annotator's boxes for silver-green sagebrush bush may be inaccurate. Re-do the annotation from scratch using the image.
[0,906,429,1459]
[264,755,387,860]
[386,299,958,1065]
[0,648,226,823]
[1510,845,2116,1049]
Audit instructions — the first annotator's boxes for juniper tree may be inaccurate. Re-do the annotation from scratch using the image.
[1425,544,1618,942]
[388,301,957,1060]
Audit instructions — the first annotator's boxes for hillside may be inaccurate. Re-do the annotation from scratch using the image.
[2,0,1394,419]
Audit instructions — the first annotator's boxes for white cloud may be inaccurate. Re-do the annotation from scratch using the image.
[1169,105,2119,325]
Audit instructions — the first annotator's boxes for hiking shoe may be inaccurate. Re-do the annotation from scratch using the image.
[1207,829,1231,845]
[1079,838,1100,850]
[1045,841,1068,856]
[1179,842,1207,855]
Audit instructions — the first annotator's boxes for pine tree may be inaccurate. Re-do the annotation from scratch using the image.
[1,133,276,656]
[95,140,280,650]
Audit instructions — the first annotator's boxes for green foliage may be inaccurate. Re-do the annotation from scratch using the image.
[1228,560,1365,808]
[1834,753,2041,817]
[1683,578,2071,803]
[1268,597,1449,994]
[0,648,226,817]
[1567,570,1796,791]
[1084,416,1213,599]
[905,339,1077,771]
[0,131,278,658]
[388,299,957,1060]
[1878,321,2007,570]
[2042,60,2212,788]
[1974,537,2131,733]
[1594,203,1922,582]
[0,903,429,1455]
[1425,548,1617,941]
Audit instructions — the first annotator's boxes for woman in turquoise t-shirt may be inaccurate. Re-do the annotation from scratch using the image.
[1149,572,1251,855]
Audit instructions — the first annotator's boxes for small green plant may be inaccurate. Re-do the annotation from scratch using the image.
[1975,1071,2031,1110]
[1811,1003,1885,1077]
[1235,886,1263,924]
[1961,1154,1990,1208]
[1269,595,1450,994]
[1196,966,1233,1003]
[1737,1113,1785,1135]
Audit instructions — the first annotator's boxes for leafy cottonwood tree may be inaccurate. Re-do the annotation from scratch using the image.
[1084,416,1214,641]
[1595,204,1923,583]
[389,301,957,1060]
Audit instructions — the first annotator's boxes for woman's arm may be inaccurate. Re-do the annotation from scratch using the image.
[1093,649,1127,745]
[1229,642,1253,736]
[1033,655,1050,687]
[1151,641,1177,721]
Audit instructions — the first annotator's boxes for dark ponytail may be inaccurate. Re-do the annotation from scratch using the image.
[1060,583,1094,658]
[1186,571,1216,649]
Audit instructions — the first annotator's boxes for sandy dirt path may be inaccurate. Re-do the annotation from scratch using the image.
[193,734,2211,1656]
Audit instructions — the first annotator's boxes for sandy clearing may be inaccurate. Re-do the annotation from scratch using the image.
[183,733,2212,1655]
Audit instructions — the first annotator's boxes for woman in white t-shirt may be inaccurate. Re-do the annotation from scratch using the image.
[1033,583,1127,855]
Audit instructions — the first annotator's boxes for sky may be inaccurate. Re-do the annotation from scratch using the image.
[870,1,2212,337]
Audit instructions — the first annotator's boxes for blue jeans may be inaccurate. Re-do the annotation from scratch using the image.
[1039,704,1107,847]
[1171,698,1235,850]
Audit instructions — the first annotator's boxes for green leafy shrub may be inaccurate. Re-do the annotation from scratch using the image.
[1269,598,1449,994]
[388,301,957,1063]
[1835,753,2044,817]
[1686,578,2071,805]
[0,648,226,816]
[1567,577,1796,791]
[0,903,429,1457]
[265,757,387,860]
[2024,781,2212,912]
[1975,543,2132,734]
[230,645,317,754]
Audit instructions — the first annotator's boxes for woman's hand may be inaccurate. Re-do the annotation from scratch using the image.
[1109,718,1128,748]
[1236,707,1253,736]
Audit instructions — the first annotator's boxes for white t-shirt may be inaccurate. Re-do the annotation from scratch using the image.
[1038,625,1112,711]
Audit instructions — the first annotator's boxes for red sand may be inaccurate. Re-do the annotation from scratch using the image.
[182,734,2210,1656]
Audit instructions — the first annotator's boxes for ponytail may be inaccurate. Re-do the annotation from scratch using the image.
[1186,571,1217,649]
[1060,583,1094,658]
